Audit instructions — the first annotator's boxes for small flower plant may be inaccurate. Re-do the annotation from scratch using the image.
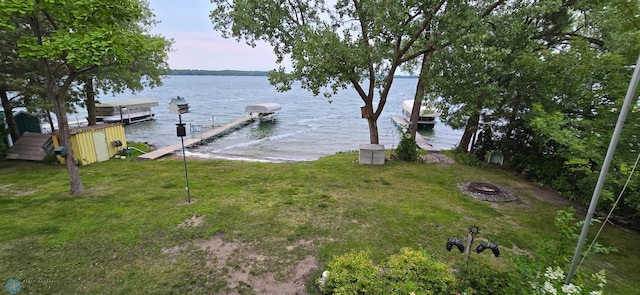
[531,266,606,295]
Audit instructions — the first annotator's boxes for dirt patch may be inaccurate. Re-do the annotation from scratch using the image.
[422,152,455,164]
[178,215,205,228]
[164,233,319,294]
[525,185,573,206]
[508,181,573,206]
[0,184,39,196]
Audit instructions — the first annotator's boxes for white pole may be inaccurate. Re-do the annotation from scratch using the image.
[566,53,640,284]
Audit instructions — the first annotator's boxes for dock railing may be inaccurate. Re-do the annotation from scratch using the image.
[189,115,223,139]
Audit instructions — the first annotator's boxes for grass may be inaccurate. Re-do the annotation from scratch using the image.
[0,153,639,294]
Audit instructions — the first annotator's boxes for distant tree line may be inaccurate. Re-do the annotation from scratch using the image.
[169,69,268,76]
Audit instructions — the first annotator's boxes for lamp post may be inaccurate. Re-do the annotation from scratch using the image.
[169,96,191,203]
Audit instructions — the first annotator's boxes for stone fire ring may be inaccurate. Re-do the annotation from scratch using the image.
[457,182,518,203]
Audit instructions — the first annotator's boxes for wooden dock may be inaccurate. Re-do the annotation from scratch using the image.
[391,116,437,152]
[137,115,254,160]
[7,132,53,161]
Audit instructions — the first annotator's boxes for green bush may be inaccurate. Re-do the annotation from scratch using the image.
[43,152,60,164]
[322,251,383,294]
[395,133,418,162]
[504,208,615,294]
[384,248,456,294]
[0,126,8,161]
[455,258,509,295]
[452,151,487,167]
[321,248,456,295]
[0,135,7,161]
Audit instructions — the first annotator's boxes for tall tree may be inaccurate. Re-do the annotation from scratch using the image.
[0,0,170,194]
[426,0,640,214]
[0,21,38,142]
[402,0,507,140]
[212,0,489,144]
[81,4,170,126]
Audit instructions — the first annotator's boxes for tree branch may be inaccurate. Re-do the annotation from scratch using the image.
[481,0,507,18]
[396,0,445,65]
[565,33,605,48]
[41,10,59,31]
[352,0,375,99]
[349,76,369,103]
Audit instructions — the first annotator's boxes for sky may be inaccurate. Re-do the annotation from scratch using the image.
[148,0,282,71]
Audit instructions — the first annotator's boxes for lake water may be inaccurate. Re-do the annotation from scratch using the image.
[90,75,462,162]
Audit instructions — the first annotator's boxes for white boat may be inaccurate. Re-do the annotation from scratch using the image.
[95,99,159,124]
[402,100,441,129]
[245,103,282,122]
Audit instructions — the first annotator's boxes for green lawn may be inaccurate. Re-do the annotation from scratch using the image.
[0,153,638,294]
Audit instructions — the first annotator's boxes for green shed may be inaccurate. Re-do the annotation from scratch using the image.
[14,111,42,135]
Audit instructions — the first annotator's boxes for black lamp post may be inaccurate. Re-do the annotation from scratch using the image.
[169,96,191,203]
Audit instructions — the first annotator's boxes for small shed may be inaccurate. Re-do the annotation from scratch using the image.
[14,111,42,135]
[52,124,127,166]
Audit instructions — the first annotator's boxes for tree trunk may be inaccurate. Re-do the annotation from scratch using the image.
[30,9,84,194]
[362,103,380,144]
[458,112,480,153]
[409,80,424,139]
[409,52,432,139]
[43,68,84,194]
[51,95,84,194]
[84,77,97,126]
[46,110,55,132]
[367,116,380,144]
[0,90,20,142]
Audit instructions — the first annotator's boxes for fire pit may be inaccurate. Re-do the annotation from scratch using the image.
[468,182,501,195]
[457,182,517,202]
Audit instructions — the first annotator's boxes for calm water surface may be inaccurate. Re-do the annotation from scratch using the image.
[94,75,462,162]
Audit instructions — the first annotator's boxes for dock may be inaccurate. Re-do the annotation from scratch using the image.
[391,116,437,152]
[7,132,53,161]
[137,115,254,160]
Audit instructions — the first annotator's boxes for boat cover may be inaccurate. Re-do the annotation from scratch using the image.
[245,103,282,113]
[402,100,441,117]
[96,98,159,108]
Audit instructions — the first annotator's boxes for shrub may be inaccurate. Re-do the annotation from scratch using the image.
[384,248,456,294]
[504,208,615,294]
[455,258,509,295]
[0,127,8,161]
[395,132,418,162]
[322,251,383,294]
[321,248,456,295]
[452,150,487,167]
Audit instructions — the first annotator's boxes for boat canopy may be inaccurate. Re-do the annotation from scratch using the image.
[245,103,282,113]
[96,99,159,109]
[402,100,440,117]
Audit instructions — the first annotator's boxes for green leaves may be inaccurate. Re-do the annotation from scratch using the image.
[322,248,456,294]
[1,0,171,193]
[5,0,155,71]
